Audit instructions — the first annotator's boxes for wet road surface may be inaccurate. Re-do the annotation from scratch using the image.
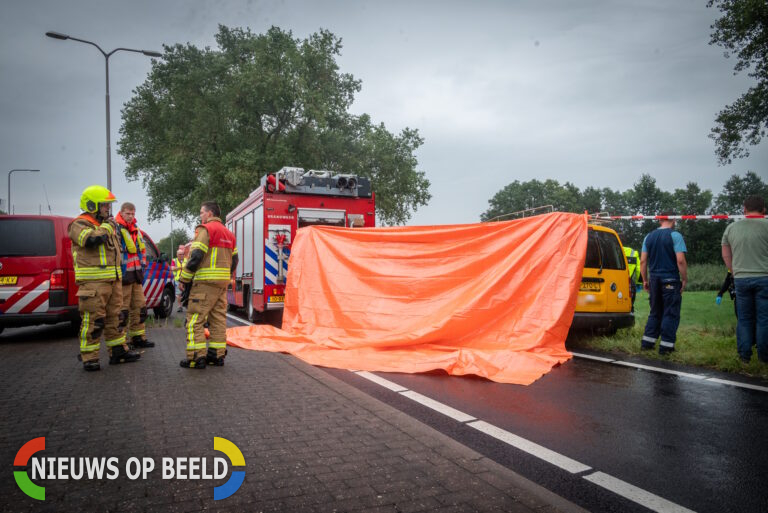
[226,313,768,512]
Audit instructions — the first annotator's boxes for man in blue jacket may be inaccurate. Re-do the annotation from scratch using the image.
[639,213,688,355]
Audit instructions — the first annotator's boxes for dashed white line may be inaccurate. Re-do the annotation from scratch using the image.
[399,390,477,422]
[583,472,696,513]
[355,371,409,392]
[467,420,592,474]
[225,312,699,512]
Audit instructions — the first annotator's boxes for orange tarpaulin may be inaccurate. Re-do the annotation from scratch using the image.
[227,212,588,385]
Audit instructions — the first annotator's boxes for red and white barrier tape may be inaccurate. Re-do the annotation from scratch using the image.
[591,214,765,220]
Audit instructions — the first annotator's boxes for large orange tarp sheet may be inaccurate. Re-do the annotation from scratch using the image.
[227,212,588,385]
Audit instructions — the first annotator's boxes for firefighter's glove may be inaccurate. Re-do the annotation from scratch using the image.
[180,284,191,308]
[715,296,722,306]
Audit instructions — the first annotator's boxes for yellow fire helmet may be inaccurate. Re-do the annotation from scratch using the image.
[80,185,117,213]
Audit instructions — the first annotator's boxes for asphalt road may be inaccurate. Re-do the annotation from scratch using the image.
[226,313,768,513]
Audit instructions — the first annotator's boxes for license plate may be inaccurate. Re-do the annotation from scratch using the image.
[267,295,285,303]
[0,276,18,285]
[580,282,600,291]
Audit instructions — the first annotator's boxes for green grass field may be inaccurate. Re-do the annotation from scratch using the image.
[567,289,768,379]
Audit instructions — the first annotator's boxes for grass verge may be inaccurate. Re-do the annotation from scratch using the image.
[567,290,768,380]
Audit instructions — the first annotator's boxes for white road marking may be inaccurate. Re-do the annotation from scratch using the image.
[583,472,696,513]
[223,310,700,512]
[570,351,615,363]
[705,378,768,393]
[355,371,409,392]
[572,353,768,393]
[610,361,708,380]
[399,390,476,423]
[227,311,767,395]
[468,420,591,474]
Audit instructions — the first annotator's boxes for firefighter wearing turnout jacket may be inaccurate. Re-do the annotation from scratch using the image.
[179,202,238,368]
[68,186,141,371]
[115,202,155,349]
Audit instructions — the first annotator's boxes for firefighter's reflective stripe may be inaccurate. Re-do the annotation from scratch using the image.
[73,265,120,281]
[128,329,146,338]
[99,245,107,266]
[80,312,91,351]
[72,250,122,281]
[101,223,115,235]
[209,341,226,349]
[190,241,209,253]
[195,269,232,280]
[180,269,195,281]
[186,313,206,350]
[77,228,94,246]
[105,335,126,347]
[195,247,228,281]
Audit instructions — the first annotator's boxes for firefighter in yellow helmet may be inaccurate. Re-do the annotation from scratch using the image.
[178,201,238,369]
[624,245,641,307]
[68,186,141,371]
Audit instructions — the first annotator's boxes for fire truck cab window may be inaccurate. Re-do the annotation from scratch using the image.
[144,235,158,262]
[297,208,345,228]
[0,219,56,256]
[585,230,626,270]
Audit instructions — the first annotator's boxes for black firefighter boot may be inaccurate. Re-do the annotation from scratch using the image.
[180,356,207,369]
[83,361,101,372]
[131,335,155,348]
[206,348,225,367]
[109,345,142,365]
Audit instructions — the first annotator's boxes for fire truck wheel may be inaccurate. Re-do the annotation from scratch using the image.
[153,286,175,319]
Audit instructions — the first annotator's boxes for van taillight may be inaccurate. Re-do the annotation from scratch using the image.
[50,270,66,290]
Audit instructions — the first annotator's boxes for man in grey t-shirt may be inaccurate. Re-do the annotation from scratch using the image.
[721,195,768,363]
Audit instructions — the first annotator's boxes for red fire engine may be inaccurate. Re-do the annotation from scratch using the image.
[226,167,375,321]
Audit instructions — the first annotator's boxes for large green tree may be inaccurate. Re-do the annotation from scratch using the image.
[118,26,430,225]
[480,179,587,221]
[712,171,768,213]
[707,0,768,164]
[155,228,191,259]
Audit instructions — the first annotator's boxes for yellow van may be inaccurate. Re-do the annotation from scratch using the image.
[571,224,634,334]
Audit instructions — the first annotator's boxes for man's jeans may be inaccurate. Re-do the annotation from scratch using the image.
[734,276,768,362]
[642,276,682,352]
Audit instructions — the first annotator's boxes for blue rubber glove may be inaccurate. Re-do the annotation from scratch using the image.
[715,296,722,305]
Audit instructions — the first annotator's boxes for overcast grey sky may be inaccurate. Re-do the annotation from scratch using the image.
[1,0,766,240]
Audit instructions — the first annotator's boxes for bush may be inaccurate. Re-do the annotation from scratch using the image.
[687,263,726,291]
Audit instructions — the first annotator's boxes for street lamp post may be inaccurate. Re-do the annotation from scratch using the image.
[8,169,40,214]
[45,31,161,190]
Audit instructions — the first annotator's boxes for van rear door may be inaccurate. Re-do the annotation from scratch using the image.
[0,217,58,315]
